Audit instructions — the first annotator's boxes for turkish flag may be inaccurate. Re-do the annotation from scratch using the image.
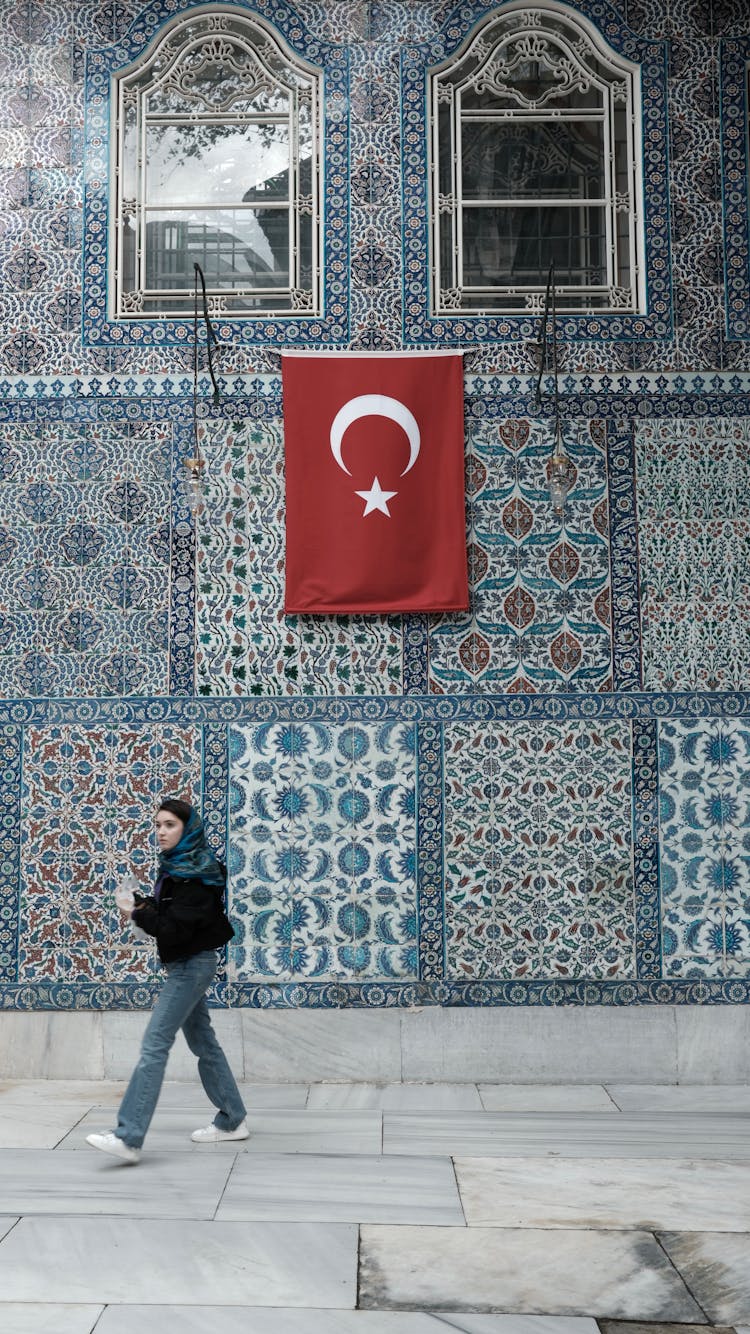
[282,352,469,613]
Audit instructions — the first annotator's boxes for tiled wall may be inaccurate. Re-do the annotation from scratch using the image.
[0,0,749,1010]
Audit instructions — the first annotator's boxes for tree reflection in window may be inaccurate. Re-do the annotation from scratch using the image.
[113,10,321,318]
[430,1,644,315]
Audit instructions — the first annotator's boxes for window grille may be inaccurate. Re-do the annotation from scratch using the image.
[111,8,322,318]
[429,1,644,316]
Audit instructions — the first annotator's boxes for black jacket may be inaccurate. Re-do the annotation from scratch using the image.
[132,872,234,965]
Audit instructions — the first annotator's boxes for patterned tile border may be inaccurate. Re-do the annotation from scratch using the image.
[633,718,661,978]
[0,724,22,985]
[720,37,750,340]
[169,419,197,696]
[4,978,749,1009]
[2,375,750,404]
[608,419,644,690]
[416,720,443,979]
[1,692,748,727]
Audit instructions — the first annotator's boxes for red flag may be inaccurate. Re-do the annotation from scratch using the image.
[282,352,468,613]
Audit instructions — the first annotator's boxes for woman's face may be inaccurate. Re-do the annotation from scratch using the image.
[155,810,185,852]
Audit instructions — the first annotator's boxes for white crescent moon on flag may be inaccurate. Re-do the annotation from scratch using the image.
[329,394,421,477]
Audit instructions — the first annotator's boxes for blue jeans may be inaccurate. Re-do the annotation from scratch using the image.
[116,950,246,1149]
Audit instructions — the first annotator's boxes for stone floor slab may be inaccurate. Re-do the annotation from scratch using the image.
[306,1083,482,1110]
[0,1103,96,1149]
[658,1232,750,1323]
[0,1148,233,1218]
[383,1112,750,1159]
[94,1309,601,1333]
[0,1217,357,1307]
[358,1226,705,1319]
[0,1305,102,1333]
[0,1081,125,1105]
[154,1082,310,1110]
[60,1108,382,1155]
[216,1152,464,1224]
[477,1086,618,1113]
[605,1086,750,1113]
[455,1157,750,1231]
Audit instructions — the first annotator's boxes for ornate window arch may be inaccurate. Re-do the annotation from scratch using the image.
[429,0,644,316]
[111,6,322,319]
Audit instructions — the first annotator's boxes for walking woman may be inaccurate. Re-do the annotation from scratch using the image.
[86,798,248,1163]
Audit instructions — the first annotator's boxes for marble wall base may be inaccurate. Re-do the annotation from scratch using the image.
[1,1007,749,1084]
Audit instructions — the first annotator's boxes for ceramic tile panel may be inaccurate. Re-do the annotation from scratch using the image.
[443,719,635,980]
[228,719,418,981]
[0,0,748,1016]
[0,418,176,697]
[18,722,202,985]
[195,420,404,697]
[659,717,750,979]
[636,419,750,690]
[429,418,612,695]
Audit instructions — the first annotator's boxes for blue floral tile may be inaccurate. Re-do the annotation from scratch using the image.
[0,419,174,698]
[228,720,418,982]
[429,417,613,694]
[195,421,404,697]
[637,419,750,691]
[18,721,202,986]
[443,720,635,980]
[659,719,750,978]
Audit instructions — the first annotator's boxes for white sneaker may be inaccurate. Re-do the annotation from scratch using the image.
[85,1131,140,1164]
[191,1119,249,1143]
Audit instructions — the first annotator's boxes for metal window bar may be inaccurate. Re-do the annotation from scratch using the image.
[113,13,321,319]
[430,6,641,316]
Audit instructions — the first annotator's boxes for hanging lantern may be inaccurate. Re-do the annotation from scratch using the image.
[547,419,576,517]
[181,454,207,516]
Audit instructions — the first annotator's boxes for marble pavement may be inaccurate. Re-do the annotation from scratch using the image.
[0,1079,748,1331]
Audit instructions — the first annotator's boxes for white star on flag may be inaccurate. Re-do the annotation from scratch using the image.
[355,476,397,517]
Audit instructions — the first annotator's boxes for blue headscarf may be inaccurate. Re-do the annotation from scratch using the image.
[158,807,225,887]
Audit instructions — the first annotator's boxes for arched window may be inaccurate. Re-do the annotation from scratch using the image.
[111,8,322,319]
[429,1,644,316]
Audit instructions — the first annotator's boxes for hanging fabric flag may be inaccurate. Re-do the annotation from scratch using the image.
[282,351,468,613]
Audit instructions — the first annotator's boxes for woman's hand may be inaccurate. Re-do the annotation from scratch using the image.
[115,875,140,915]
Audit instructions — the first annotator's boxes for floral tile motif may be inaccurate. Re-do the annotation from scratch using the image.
[659,718,750,978]
[636,419,750,690]
[443,720,635,980]
[18,723,201,984]
[428,418,612,694]
[228,719,418,981]
[0,419,175,696]
[195,420,404,696]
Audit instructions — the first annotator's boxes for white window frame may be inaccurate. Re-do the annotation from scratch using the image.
[429,0,645,317]
[110,5,322,320]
